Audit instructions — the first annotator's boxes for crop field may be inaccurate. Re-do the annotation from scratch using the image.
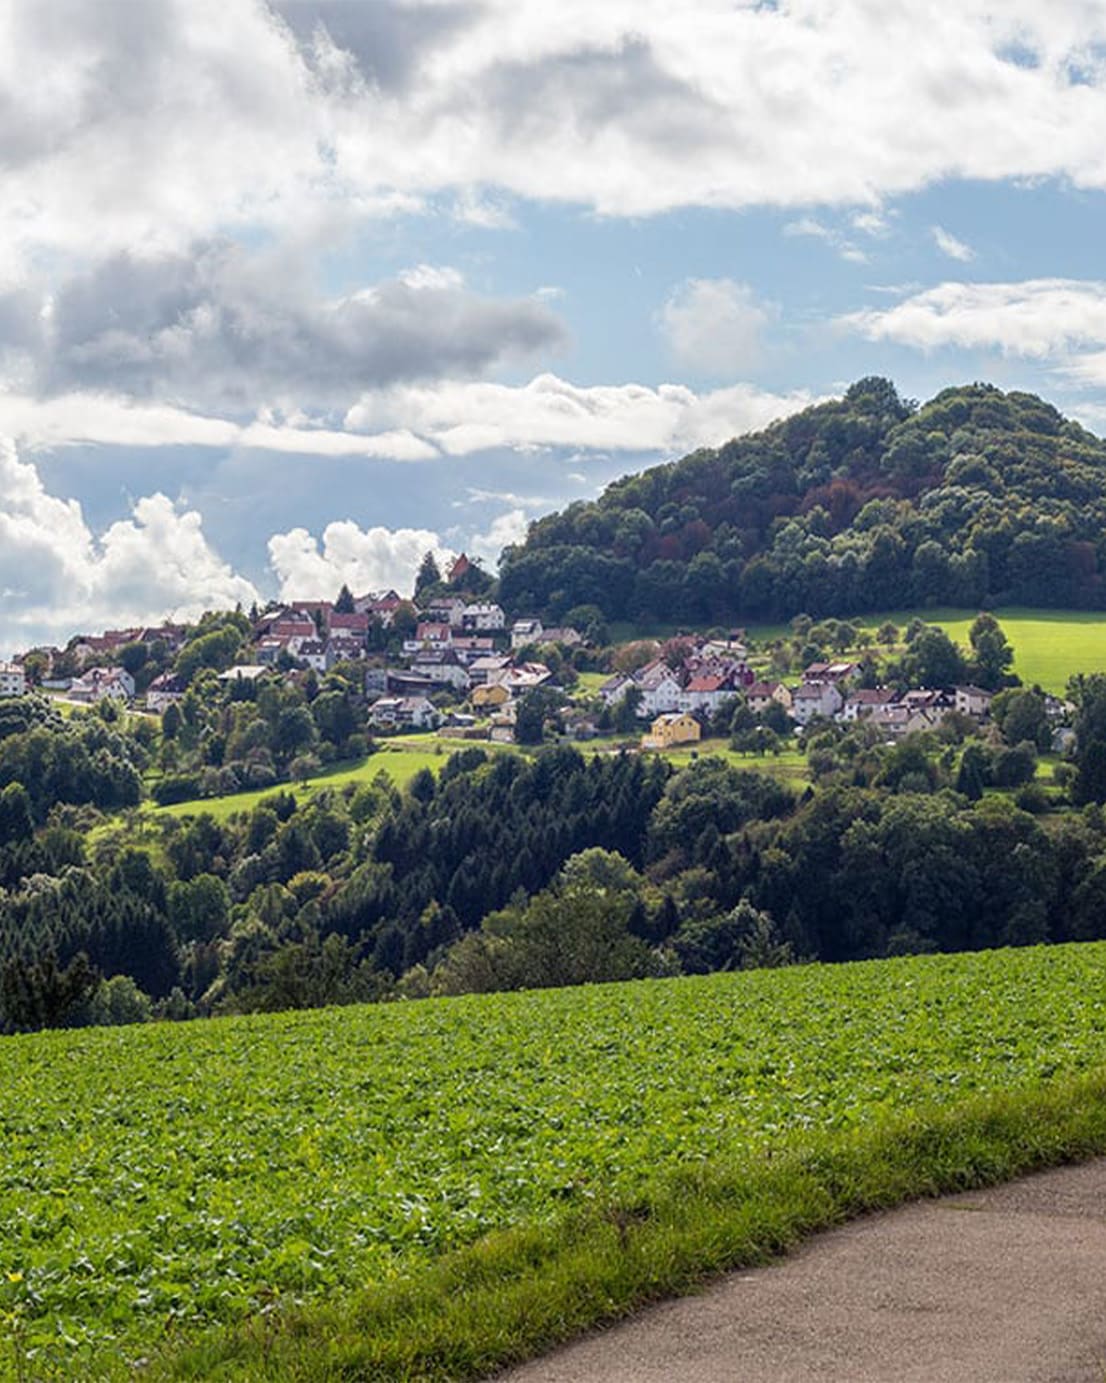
[3,944,1106,1378]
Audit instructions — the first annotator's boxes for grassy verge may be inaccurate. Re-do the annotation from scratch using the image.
[157,1065,1106,1382]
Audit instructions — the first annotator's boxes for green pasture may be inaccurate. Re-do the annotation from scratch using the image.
[3,945,1106,1379]
[745,607,1106,694]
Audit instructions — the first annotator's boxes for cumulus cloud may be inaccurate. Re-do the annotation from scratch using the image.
[3,0,1106,266]
[1,245,565,410]
[267,521,454,601]
[932,226,976,261]
[658,279,774,375]
[467,509,530,566]
[842,278,1106,357]
[0,439,257,648]
[346,373,817,456]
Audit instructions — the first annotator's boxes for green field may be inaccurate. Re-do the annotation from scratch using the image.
[744,606,1106,694]
[4,945,1106,1379]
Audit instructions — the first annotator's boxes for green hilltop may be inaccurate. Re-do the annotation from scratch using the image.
[499,379,1106,623]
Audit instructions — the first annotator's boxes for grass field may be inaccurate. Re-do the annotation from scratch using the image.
[4,945,1106,1379]
[743,606,1106,694]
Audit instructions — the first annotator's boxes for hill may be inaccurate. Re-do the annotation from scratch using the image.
[499,379,1106,624]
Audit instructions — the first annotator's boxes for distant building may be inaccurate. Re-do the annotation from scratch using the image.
[368,695,442,731]
[953,685,994,719]
[642,711,701,751]
[0,662,26,698]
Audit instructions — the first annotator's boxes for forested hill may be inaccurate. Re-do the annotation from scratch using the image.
[498,379,1106,623]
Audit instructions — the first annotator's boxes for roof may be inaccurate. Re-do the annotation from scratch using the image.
[955,684,993,698]
[686,675,727,693]
[848,687,898,704]
[747,681,781,696]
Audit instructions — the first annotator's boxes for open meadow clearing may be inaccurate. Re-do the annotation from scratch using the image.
[743,607,1106,694]
[3,944,1106,1379]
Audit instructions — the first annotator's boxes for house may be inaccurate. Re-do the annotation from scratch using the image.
[791,681,843,725]
[598,673,636,706]
[510,618,544,649]
[406,622,453,653]
[447,553,472,585]
[539,626,584,648]
[327,611,369,639]
[841,687,898,722]
[467,654,513,686]
[450,635,497,664]
[866,704,941,740]
[254,637,286,666]
[802,661,860,684]
[425,595,467,626]
[499,662,553,698]
[900,688,949,715]
[954,685,994,719]
[145,673,187,713]
[68,666,135,703]
[642,711,702,751]
[471,681,511,710]
[368,695,442,731]
[746,681,792,715]
[0,662,26,698]
[1053,726,1077,754]
[289,600,333,624]
[217,665,268,684]
[354,590,403,625]
[411,649,470,692]
[679,673,739,716]
[460,602,505,632]
[635,661,683,717]
[326,636,366,668]
[295,639,328,672]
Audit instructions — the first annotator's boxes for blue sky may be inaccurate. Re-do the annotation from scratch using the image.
[3,0,1106,651]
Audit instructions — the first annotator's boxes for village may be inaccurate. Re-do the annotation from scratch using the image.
[0,556,1073,757]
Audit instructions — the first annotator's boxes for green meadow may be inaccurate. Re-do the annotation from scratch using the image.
[4,945,1106,1380]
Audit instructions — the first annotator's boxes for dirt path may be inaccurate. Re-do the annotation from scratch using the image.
[499,1158,1106,1382]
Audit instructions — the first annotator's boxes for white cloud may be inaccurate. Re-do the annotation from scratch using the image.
[345,373,818,456]
[783,217,867,263]
[843,278,1106,357]
[0,439,257,649]
[267,521,454,601]
[3,0,1106,270]
[658,278,774,375]
[467,509,531,567]
[932,226,976,261]
[0,390,439,460]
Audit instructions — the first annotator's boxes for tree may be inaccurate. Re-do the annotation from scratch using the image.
[414,551,442,599]
[0,781,34,844]
[968,612,1015,690]
[515,687,562,745]
[902,626,966,688]
[334,583,355,614]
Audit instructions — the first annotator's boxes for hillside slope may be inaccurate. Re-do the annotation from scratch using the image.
[499,379,1106,622]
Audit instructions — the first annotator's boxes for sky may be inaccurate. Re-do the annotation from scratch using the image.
[4,0,1106,652]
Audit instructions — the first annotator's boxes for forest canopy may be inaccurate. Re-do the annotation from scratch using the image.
[498,380,1106,622]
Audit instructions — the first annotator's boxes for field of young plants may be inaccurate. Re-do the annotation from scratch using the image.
[4,945,1106,1379]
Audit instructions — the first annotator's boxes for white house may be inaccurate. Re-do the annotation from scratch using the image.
[791,680,843,725]
[0,662,26,698]
[598,673,635,706]
[145,673,187,714]
[840,687,898,722]
[635,661,683,717]
[510,618,543,649]
[679,674,739,716]
[461,602,505,632]
[296,639,328,672]
[368,695,442,731]
[954,685,994,719]
[68,666,136,703]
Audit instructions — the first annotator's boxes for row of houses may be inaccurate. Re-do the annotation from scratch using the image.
[599,635,755,718]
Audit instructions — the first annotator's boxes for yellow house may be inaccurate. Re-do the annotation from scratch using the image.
[471,681,510,709]
[642,711,701,751]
